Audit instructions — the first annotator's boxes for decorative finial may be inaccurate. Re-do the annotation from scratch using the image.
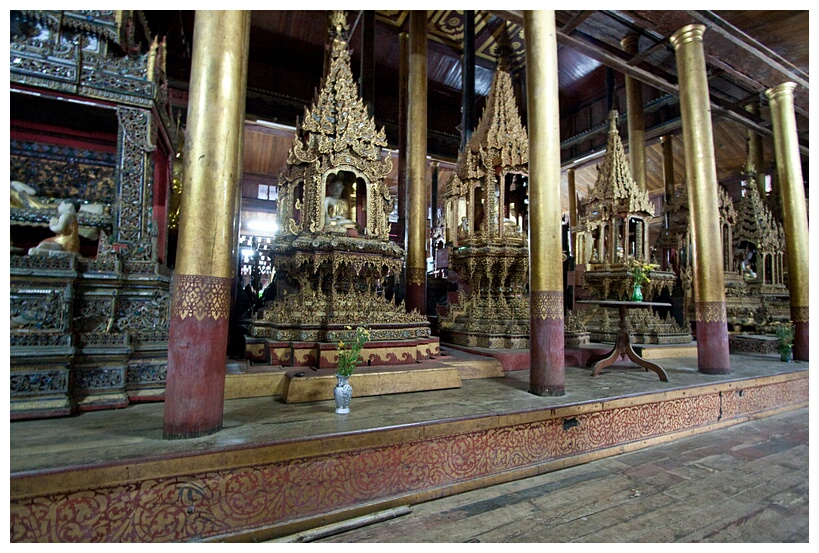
[328,10,349,40]
[608,110,620,133]
[495,22,513,71]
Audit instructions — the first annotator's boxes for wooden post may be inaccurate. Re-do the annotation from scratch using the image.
[164,11,251,439]
[670,24,730,375]
[406,11,428,315]
[766,82,809,361]
[525,10,565,396]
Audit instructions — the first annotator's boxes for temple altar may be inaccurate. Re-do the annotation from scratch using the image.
[245,12,436,370]
[437,44,531,352]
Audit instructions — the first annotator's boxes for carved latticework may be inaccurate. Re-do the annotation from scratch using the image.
[578,111,675,300]
[439,51,531,349]
[249,11,428,350]
[9,10,175,419]
[575,111,687,344]
[657,156,790,333]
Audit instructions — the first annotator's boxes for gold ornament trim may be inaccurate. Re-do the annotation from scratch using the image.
[171,274,232,322]
[531,291,563,321]
[695,301,727,323]
[406,267,426,286]
[791,306,809,323]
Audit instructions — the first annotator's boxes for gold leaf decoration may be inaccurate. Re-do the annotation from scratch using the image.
[171,274,232,321]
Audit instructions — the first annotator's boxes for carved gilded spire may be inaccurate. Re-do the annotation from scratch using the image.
[328,10,349,40]
[277,10,394,240]
[734,178,784,253]
[462,59,528,173]
[290,11,390,170]
[586,110,654,216]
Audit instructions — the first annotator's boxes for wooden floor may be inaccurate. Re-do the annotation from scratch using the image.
[9,349,807,473]
[9,348,809,542]
[314,406,809,543]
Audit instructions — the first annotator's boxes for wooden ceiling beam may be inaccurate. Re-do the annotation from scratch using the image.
[482,10,806,154]
[557,27,797,149]
[626,36,671,66]
[686,10,809,89]
[560,11,594,34]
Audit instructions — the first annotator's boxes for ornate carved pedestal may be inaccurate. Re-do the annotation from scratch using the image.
[438,45,532,353]
[246,12,435,371]
[9,11,176,419]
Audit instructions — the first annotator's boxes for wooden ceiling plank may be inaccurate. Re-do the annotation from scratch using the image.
[687,10,809,89]
[561,11,594,34]
[556,27,799,150]
[627,36,672,66]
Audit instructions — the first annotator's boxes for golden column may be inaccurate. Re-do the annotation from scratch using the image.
[621,33,647,191]
[525,10,564,396]
[766,82,809,361]
[661,135,675,201]
[397,31,409,250]
[567,167,578,259]
[164,11,251,439]
[568,168,578,228]
[670,24,730,374]
[745,102,767,197]
[406,11,428,314]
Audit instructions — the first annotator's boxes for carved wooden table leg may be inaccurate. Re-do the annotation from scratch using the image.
[623,339,669,382]
[587,305,669,382]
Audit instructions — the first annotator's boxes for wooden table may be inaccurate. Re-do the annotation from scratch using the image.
[576,300,671,382]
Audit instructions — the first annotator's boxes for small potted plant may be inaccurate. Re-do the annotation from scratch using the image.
[775,321,795,362]
[333,326,370,414]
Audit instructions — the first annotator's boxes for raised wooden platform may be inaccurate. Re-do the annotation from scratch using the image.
[10,353,808,543]
[224,346,504,403]
[281,365,463,403]
[729,334,780,354]
[633,343,699,359]
[443,342,697,371]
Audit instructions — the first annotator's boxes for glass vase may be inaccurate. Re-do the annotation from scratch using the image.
[779,344,793,363]
[631,284,643,302]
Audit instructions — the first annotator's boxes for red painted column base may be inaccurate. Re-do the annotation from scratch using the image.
[164,315,229,439]
[406,281,426,315]
[794,321,809,362]
[696,320,731,375]
[530,316,565,396]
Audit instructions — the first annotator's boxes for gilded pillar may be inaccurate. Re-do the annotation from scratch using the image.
[164,11,251,439]
[568,168,577,228]
[766,82,809,361]
[670,24,730,374]
[406,11,428,314]
[397,31,408,250]
[745,102,767,197]
[661,135,675,202]
[621,34,647,191]
[568,168,577,258]
[525,10,564,396]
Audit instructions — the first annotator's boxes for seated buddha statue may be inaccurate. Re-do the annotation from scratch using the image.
[324,176,356,231]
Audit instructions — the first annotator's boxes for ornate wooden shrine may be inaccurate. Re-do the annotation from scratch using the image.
[9,10,177,419]
[574,111,691,345]
[245,12,435,369]
[656,158,790,341]
[437,48,531,350]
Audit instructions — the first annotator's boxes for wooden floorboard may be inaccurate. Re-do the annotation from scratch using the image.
[317,407,809,543]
